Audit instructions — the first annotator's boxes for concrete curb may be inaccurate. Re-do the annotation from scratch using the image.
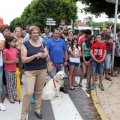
[91,88,110,120]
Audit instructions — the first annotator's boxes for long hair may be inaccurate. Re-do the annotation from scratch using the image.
[85,35,94,48]
[5,36,15,49]
[70,38,78,51]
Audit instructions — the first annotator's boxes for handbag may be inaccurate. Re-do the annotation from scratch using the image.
[41,42,53,72]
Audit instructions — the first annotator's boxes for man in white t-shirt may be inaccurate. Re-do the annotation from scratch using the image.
[0,33,6,111]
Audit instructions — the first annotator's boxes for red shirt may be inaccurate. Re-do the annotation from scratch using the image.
[78,35,86,46]
[90,42,106,60]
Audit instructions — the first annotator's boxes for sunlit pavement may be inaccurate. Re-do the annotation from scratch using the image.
[94,74,120,120]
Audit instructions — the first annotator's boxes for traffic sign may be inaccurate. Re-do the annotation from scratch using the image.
[46,21,56,25]
[46,18,56,26]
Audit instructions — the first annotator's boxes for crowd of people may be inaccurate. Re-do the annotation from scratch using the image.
[0,19,120,120]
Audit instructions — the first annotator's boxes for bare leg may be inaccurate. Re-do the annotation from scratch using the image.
[72,67,78,86]
[79,62,86,84]
[68,66,74,88]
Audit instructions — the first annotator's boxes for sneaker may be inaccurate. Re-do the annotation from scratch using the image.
[30,97,35,104]
[60,87,68,94]
[99,84,104,91]
[0,103,6,111]
[79,83,82,87]
[91,83,96,90]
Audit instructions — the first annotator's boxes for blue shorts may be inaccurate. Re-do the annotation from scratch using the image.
[104,54,111,69]
[0,66,3,93]
[50,63,64,78]
[69,62,79,68]
[91,60,104,76]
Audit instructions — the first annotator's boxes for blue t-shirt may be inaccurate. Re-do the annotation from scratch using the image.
[82,42,91,57]
[42,33,52,44]
[46,37,67,64]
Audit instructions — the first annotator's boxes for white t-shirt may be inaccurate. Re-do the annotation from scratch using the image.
[0,33,5,66]
[69,46,81,63]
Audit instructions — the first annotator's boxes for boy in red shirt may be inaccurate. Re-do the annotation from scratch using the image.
[90,34,106,91]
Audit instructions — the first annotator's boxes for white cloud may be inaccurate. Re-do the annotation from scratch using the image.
[0,0,32,24]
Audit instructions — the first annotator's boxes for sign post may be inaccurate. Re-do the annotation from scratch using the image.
[46,18,56,32]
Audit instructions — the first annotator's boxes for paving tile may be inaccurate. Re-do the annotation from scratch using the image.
[96,76,120,120]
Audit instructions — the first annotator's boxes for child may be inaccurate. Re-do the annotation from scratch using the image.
[90,34,106,91]
[68,38,81,90]
[79,35,94,89]
[3,36,19,103]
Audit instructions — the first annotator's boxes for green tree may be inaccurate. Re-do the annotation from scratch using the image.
[10,0,77,29]
[73,0,120,18]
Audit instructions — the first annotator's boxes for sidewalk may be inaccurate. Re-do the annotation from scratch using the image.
[91,74,120,120]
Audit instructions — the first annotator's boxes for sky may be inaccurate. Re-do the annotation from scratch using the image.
[0,0,115,25]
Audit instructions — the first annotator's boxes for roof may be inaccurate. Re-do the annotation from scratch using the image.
[77,21,88,27]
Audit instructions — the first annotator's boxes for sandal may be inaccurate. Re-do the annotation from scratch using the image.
[105,77,112,81]
[14,98,21,102]
[69,87,76,90]
[9,99,15,103]
[73,85,79,88]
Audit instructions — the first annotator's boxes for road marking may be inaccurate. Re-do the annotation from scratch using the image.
[75,77,90,98]
[51,92,83,120]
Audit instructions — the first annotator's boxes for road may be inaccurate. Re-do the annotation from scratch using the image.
[1,68,101,120]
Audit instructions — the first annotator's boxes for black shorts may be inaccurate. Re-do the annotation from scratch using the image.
[114,56,120,67]
[81,56,91,62]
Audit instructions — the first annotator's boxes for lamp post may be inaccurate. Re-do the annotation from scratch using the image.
[105,0,119,75]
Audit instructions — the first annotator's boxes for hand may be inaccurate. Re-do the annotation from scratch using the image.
[64,62,68,66]
[36,52,47,59]
[14,58,19,63]
[84,61,89,65]
[96,60,102,63]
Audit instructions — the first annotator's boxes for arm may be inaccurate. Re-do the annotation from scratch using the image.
[64,50,68,63]
[0,40,5,51]
[21,44,43,63]
[100,50,106,62]
[103,38,113,44]
[3,54,19,64]
[90,50,99,62]
[69,49,75,57]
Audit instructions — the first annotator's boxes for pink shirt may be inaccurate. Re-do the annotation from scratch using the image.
[78,35,86,46]
[3,48,19,72]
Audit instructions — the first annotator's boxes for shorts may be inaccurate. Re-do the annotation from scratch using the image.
[91,59,104,76]
[69,62,79,68]
[80,56,91,62]
[104,54,111,69]
[50,63,64,78]
[114,56,120,67]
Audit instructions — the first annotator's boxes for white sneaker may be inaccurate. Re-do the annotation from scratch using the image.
[0,103,6,111]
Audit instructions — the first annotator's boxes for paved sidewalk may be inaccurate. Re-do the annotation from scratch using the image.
[92,74,120,120]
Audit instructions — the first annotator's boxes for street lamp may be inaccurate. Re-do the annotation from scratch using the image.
[105,0,119,75]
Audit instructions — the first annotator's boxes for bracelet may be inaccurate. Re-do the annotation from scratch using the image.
[64,60,68,62]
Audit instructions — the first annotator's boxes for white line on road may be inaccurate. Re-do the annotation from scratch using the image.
[51,92,83,120]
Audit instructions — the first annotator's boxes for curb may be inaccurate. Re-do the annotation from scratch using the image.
[91,88,110,120]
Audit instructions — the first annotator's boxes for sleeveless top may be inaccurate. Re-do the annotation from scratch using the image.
[23,41,47,71]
